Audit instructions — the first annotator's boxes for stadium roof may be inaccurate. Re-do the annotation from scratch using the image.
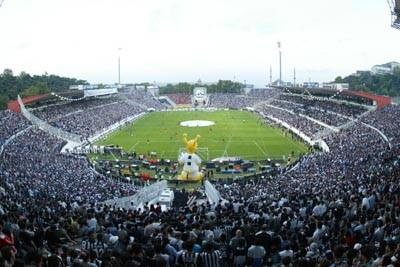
[7,90,84,113]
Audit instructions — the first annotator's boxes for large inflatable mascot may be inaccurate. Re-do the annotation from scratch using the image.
[178,133,204,181]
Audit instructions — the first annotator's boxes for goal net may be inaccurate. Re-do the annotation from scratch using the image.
[178,147,209,161]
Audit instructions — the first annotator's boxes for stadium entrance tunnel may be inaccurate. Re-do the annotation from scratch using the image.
[180,120,215,127]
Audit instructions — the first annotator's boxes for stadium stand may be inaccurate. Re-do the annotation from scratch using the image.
[0,88,399,266]
[122,90,166,110]
[0,110,31,147]
[208,93,263,109]
[164,93,192,105]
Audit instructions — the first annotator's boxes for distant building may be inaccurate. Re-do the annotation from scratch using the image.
[147,85,159,96]
[371,61,400,75]
[135,85,146,90]
[69,85,85,90]
[69,84,100,90]
[281,82,293,87]
[271,79,284,86]
[243,84,255,94]
[322,83,349,90]
[303,82,319,89]
[353,70,371,77]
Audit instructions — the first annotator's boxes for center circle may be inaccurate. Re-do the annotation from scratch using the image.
[180,120,215,127]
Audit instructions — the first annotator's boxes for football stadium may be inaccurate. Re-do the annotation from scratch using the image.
[1,1,400,266]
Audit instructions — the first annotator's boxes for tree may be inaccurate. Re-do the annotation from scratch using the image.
[334,71,400,97]
[0,94,8,110]
[0,68,88,110]
[21,82,50,97]
[334,76,343,83]
[159,80,243,95]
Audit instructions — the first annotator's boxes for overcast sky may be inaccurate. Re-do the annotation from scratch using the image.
[0,0,399,86]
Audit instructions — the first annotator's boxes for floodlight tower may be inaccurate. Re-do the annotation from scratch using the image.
[293,68,296,87]
[118,48,122,85]
[269,66,272,85]
[388,0,400,29]
[278,41,282,85]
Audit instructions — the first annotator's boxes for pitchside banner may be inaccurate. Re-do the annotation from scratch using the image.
[84,88,118,98]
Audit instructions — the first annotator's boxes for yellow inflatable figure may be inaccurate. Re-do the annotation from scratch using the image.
[178,133,204,181]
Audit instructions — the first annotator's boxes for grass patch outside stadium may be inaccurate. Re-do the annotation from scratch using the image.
[94,110,308,162]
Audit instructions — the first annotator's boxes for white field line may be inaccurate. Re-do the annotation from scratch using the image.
[253,141,267,156]
[128,141,140,152]
[221,135,233,157]
[109,151,118,161]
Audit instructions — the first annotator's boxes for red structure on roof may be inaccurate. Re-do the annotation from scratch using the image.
[348,90,391,109]
[7,90,85,113]
[7,94,51,113]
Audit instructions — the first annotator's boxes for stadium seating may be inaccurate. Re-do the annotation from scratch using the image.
[164,93,192,105]
[0,89,399,266]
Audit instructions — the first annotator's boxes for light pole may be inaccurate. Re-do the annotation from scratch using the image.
[118,48,122,85]
[293,68,296,87]
[278,41,282,85]
[269,66,272,85]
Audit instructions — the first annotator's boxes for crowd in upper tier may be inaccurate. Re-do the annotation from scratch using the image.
[208,94,264,109]
[0,110,31,147]
[269,100,350,127]
[121,90,166,110]
[0,89,398,266]
[255,104,325,137]
[276,94,368,118]
[51,102,144,139]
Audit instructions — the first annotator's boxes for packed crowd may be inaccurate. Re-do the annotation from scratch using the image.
[269,100,349,127]
[256,104,325,137]
[0,105,398,266]
[0,129,138,205]
[32,97,122,122]
[214,111,400,266]
[33,92,165,139]
[0,90,398,266]
[0,110,31,146]
[209,94,264,109]
[276,95,368,118]
[208,91,365,129]
[361,105,400,145]
[123,91,165,110]
[283,88,374,106]
[51,102,145,139]
[299,109,349,128]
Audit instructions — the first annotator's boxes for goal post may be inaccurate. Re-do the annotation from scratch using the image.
[178,147,209,161]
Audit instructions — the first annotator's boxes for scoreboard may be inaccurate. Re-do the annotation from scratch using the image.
[193,87,207,106]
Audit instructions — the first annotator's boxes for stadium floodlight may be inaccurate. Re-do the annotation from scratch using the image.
[277,41,282,85]
[118,48,122,85]
[388,0,400,30]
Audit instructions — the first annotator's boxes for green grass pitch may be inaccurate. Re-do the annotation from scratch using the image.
[96,110,308,161]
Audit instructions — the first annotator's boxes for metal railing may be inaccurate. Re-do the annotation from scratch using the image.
[18,96,82,143]
[205,180,224,205]
[103,180,167,210]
